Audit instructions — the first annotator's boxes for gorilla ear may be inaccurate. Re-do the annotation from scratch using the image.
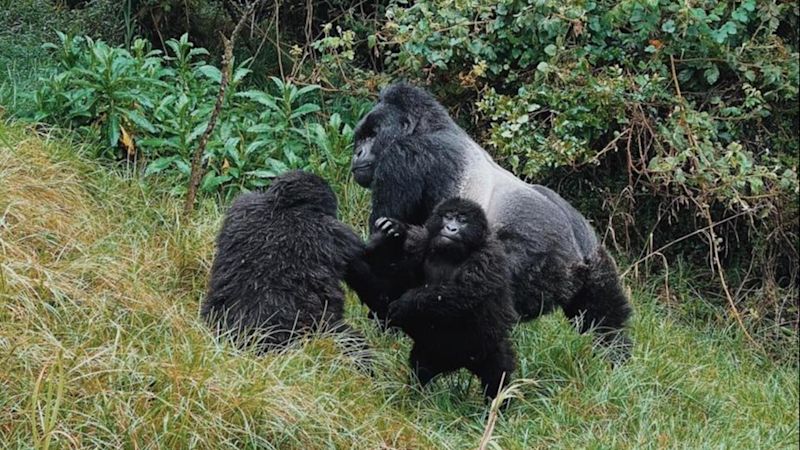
[400,116,417,135]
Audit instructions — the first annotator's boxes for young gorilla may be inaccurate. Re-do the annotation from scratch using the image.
[201,170,376,354]
[367,198,518,400]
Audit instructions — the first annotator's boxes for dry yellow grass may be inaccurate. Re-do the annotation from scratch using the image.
[0,125,431,449]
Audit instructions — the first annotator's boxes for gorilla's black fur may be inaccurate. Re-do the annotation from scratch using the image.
[352,83,632,359]
[201,170,373,352]
[368,198,518,399]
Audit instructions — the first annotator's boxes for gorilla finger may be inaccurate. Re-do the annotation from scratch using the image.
[375,217,389,229]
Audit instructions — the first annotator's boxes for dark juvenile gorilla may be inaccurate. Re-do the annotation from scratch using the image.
[201,170,374,352]
[368,198,518,400]
[352,83,632,358]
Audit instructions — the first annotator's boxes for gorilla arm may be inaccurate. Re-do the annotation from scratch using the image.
[387,243,509,325]
[324,218,388,315]
[359,218,429,320]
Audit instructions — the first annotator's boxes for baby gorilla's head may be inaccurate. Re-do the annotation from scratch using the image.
[425,198,489,260]
[265,170,337,215]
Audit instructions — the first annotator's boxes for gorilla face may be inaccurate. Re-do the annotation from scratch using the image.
[352,83,452,188]
[352,102,415,187]
[426,198,489,260]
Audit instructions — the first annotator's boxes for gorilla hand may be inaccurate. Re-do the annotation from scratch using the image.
[387,294,415,325]
[366,217,408,256]
[375,217,407,239]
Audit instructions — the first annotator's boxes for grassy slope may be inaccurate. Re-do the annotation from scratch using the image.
[0,122,797,449]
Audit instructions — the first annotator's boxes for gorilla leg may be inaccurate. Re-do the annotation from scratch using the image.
[512,253,584,321]
[409,345,448,387]
[470,340,516,400]
[562,247,633,363]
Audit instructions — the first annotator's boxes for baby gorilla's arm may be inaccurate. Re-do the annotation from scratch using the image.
[389,242,512,326]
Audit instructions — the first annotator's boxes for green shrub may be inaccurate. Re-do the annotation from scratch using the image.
[32,33,339,199]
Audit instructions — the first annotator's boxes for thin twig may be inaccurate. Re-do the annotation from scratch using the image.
[183,1,262,216]
[695,200,757,346]
[621,208,756,278]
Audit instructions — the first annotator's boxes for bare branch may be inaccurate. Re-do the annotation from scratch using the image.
[183,0,262,217]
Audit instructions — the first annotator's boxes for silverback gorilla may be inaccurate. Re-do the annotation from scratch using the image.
[352,83,633,356]
[368,198,518,400]
[202,170,373,352]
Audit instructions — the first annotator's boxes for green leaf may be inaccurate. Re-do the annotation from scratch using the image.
[145,156,178,175]
[289,103,321,119]
[125,110,157,133]
[197,65,222,83]
[247,124,273,134]
[704,65,720,85]
[245,169,279,179]
[661,20,676,33]
[266,158,290,173]
[245,140,269,155]
[233,67,252,83]
[189,121,209,143]
[107,114,120,148]
[138,137,180,149]
[200,173,232,192]
[544,44,557,57]
[295,84,320,98]
[237,90,280,111]
[174,159,191,175]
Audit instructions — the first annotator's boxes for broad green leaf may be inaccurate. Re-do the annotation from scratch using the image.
[145,156,178,175]
[237,90,280,111]
[289,103,321,119]
[107,114,120,148]
[200,173,232,192]
[197,65,222,83]
[125,110,157,133]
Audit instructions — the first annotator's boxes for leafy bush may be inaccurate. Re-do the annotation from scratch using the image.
[32,33,337,199]
[0,0,128,114]
[384,0,798,197]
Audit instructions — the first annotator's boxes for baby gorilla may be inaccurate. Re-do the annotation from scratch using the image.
[368,198,518,400]
[202,170,371,353]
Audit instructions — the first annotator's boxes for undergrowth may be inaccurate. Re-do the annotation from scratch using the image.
[0,122,797,448]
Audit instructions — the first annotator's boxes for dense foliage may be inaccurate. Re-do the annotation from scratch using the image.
[32,33,357,199]
[383,2,797,225]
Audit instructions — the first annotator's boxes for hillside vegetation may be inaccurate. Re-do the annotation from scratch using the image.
[0,122,797,449]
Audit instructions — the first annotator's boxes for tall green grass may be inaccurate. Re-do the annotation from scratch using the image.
[0,121,797,449]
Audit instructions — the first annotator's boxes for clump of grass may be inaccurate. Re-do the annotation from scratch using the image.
[0,121,797,449]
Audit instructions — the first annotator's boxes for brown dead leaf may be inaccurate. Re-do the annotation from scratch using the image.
[120,125,135,158]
